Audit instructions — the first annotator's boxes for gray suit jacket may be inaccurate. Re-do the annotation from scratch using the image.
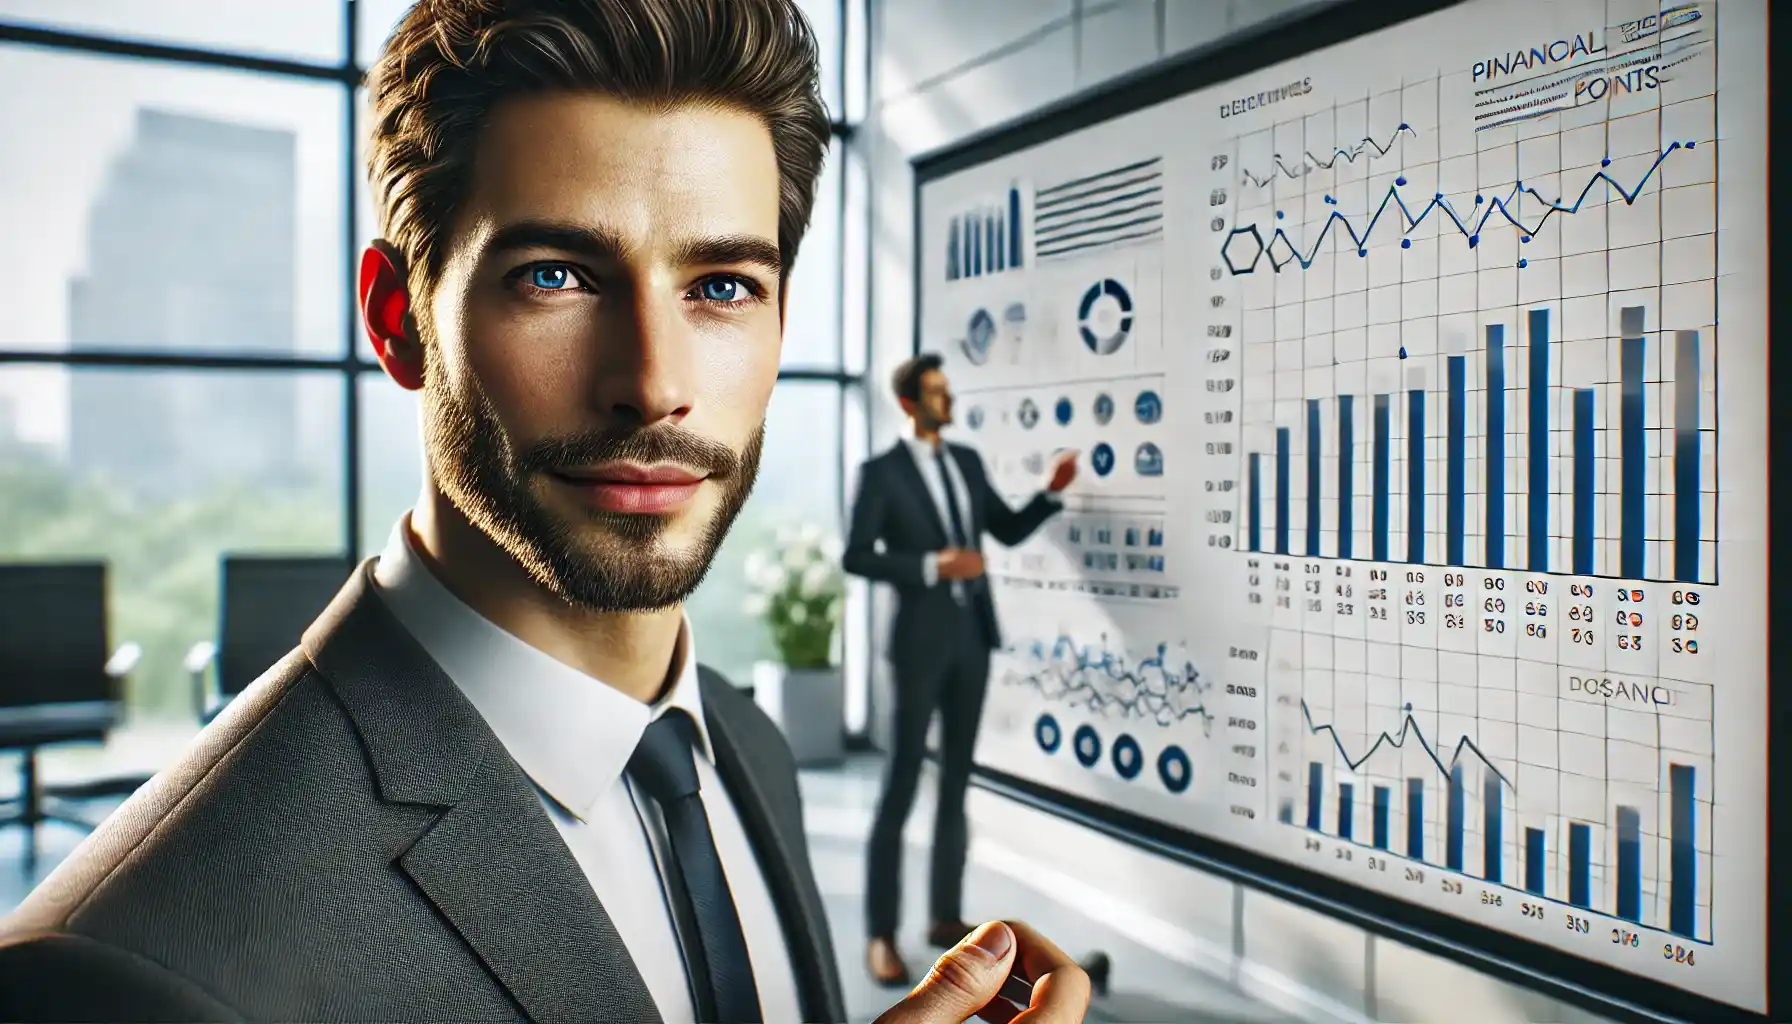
[0,561,847,1023]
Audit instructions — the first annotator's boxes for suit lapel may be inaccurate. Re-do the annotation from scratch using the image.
[890,442,952,547]
[698,669,846,1024]
[302,564,660,1024]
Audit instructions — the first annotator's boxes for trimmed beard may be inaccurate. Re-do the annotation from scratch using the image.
[418,334,763,613]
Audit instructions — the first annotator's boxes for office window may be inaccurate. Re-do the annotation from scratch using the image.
[0,1,345,64]
[0,48,348,357]
[784,135,846,370]
[357,369,424,555]
[0,367,345,720]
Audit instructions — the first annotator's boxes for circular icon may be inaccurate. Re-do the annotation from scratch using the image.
[1022,452,1045,475]
[1073,724,1102,768]
[1134,389,1162,424]
[1091,443,1116,477]
[1111,734,1143,780]
[966,405,984,430]
[1135,442,1164,477]
[962,309,995,365]
[1017,398,1039,429]
[1054,397,1073,425]
[1158,745,1192,794]
[1078,278,1134,355]
[1035,713,1062,754]
[1093,393,1115,425]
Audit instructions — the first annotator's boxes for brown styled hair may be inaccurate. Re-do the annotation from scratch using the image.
[366,0,833,302]
[891,352,944,404]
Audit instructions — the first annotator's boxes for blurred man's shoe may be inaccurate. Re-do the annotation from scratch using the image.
[926,919,975,949]
[867,936,911,988]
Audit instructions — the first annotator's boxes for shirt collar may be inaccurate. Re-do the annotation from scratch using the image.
[369,513,713,822]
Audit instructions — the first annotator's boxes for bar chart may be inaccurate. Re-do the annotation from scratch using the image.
[945,183,1025,281]
[1281,682,1714,943]
[1237,302,1716,584]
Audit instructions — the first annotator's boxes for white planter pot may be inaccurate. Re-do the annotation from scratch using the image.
[752,661,845,766]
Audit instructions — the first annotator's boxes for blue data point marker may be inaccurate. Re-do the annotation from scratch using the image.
[1518,258,1529,268]
[1359,248,1368,257]
[1399,346,1408,359]
[1469,234,1479,246]
[1602,157,1612,167]
[1475,194,1484,204]
[1399,123,1410,130]
[1522,235,1532,243]
[1686,140,1696,149]
[1401,239,1412,249]
[1325,195,1336,205]
[1395,176,1407,186]
[1276,210,1285,219]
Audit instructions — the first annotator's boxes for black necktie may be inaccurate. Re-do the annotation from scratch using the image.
[935,447,971,547]
[628,711,762,1023]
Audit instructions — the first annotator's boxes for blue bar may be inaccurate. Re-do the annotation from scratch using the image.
[1008,186,1024,268]
[1573,389,1596,575]
[992,211,1004,272]
[970,215,981,276]
[1616,805,1642,921]
[1278,801,1294,824]
[1674,332,1701,582]
[1372,785,1391,849]
[1447,356,1466,566]
[1486,325,1506,568]
[1670,764,1696,937]
[1306,762,1323,830]
[1408,389,1425,564]
[1528,308,1550,572]
[1372,396,1391,561]
[1446,765,1465,871]
[1483,768,1503,883]
[1307,400,1322,557]
[1406,778,1424,860]
[1339,396,1355,559]
[1569,823,1592,908]
[947,216,960,280]
[1276,428,1292,555]
[1620,307,1646,579]
[1338,783,1355,841]
[1247,453,1262,552]
[1525,827,1546,895]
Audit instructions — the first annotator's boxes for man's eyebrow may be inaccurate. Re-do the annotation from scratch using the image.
[671,235,783,279]
[482,221,782,279]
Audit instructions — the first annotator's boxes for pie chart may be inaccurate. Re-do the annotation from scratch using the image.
[1078,278,1133,355]
[963,308,996,365]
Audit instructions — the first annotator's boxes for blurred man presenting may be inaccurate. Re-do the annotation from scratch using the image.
[846,353,1077,986]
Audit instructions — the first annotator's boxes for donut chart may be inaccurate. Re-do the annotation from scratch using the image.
[1072,724,1102,767]
[1034,713,1062,754]
[1111,734,1144,781]
[1077,278,1133,355]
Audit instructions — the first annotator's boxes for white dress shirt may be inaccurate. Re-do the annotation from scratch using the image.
[902,433,978,597]
[371,515,800,1024]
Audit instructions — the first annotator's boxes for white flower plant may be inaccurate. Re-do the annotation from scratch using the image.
[742,522,846,671]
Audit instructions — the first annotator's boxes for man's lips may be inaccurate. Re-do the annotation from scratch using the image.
[550,463,708,514]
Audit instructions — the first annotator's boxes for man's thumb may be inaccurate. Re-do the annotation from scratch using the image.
[876,922,1016,1024]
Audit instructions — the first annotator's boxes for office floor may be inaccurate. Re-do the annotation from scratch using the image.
[0,731,1295,1024]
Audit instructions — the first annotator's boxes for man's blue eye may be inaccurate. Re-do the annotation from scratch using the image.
[700,278,742,302]
[529,266,572,290]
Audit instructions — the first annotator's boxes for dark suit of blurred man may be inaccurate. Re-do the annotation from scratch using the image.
[844,353,1076,986]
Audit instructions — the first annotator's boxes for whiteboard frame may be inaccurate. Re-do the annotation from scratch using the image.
[905,1,1790,1021]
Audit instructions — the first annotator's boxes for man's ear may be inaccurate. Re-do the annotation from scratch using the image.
[359,239,424,391]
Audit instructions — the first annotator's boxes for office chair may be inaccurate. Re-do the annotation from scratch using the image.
[0,562,139,871]
[185,554,353,723]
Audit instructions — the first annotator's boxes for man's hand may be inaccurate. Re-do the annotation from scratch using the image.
[1046,449,1079,493]
[873,920,1091,1024]
[937,548,986,580]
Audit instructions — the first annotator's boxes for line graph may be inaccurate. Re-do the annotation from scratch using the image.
[1296,697,1510,788]
[1239,124,1417,187]
[999,633,1215,731]
[1223,140,1695,274]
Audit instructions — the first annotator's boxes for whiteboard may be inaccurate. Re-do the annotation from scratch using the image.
[914,0,1770,1013]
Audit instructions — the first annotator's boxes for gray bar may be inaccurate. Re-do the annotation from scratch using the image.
[1620,305,1646,338]
[1675,331,1700,433]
